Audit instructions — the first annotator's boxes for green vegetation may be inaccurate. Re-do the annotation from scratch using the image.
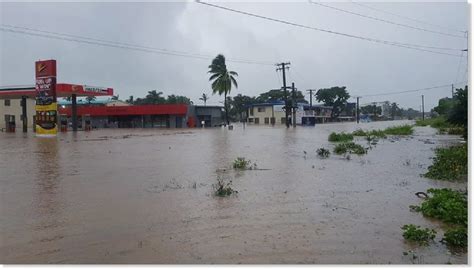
[442,227,468,248]
[401,224,436,245]
[424,144,467,181]
[410,188,467,249]
[214,179,236,197]
[333,142,367,155]
[316,148,330,158]
[352,129,367,136]
[416,117,464,136]
[315,86,351,120]
[208,54,238,125]
[383,125,413,135]
[415,188,467,226]
[328,132,354,142]
[233,157,251,169]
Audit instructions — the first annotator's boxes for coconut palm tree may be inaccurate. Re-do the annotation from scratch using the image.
[208,54,238,125]
[199,93,209,106]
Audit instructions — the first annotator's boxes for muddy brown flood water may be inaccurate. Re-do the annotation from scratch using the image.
[0,120,467,264]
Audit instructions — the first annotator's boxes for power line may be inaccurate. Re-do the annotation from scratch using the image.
[351,1,467,34]
[0,25,274,66]
[356,82,467,98]
[310,1,465,39]
[196,1,463,57]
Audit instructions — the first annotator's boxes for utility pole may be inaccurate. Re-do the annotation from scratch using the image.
[306,89,316,108]
[276,62,291,128]
[356,96,360,124]
[292,82,296,128]
[421,95,425,121]
[452,84,454,98]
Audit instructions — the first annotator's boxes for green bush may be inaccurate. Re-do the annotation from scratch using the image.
[402,224,436,245]
[328,132,354,142]
[367,129,387,138]
[333,142,367,155]
[443,227,467,248]
[384,125,414,135]
[417,188,467,226]
[352,129,367,136]
[214,179,236,197]
[233,157,251,169]
[416,117,449,129]
[424,144,467,181]
[316,148,330,158]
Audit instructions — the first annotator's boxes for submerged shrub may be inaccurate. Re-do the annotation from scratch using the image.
[367,129,387,138]
[316,148,330,158]
[402,224,436,245]
[213,179,236,197]
[233,157,251,169]
[442,227,467,248]
[384,125,414,135]
[352,129,367,136]
[417,188,467,226]
[424,144,467,181]
[328,132,354,142]
[333,142,367,155]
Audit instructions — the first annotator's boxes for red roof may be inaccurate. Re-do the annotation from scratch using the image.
[58,104,188,117]
[0,83,113,98]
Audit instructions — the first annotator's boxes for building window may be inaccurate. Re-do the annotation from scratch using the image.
[248,118,254,123]
[270,117,275,125]
[4,99,10,106]
[281,117,286,124]
[250,108,254,116]
[264,117,269,124]
[257,107,265,112]
[254,118,260,124]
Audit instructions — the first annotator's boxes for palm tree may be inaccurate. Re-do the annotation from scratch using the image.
[208,54,238,125]
[199,93,209,106]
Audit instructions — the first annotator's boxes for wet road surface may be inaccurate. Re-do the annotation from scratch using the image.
[0,120,467,264]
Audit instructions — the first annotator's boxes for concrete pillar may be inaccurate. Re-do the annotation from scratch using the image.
[72,94,78,132]
[21,96,27,132]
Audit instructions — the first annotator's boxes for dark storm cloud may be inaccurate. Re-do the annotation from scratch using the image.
[0,1,469,109]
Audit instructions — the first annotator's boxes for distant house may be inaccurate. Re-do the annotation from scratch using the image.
[337,102,356,122]
[295,104,333,125]
[247,101,286,125]
[190,105,224,127]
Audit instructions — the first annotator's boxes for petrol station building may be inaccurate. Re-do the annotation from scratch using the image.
[0,60,224,132]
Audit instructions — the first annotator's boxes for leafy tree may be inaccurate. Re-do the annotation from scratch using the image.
[208,54,238,125]
[111,95,119,101]
[229,94,256,121]
[135,90,166,105]
[434,97,454,116]
[315,86,350,119]
[126,96,134,104]
[256,89,307,103]
[166,94,192,105]
[199,93,209,106]
[390,102,402,119]
[360,104,381,117]
[447,85,468,137]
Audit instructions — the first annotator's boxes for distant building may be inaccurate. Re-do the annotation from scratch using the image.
[247,101,286,125]
[188,105,224,127]
[295,104,333,125]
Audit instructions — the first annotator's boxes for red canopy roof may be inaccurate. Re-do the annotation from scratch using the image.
[58,104,188,117]
[0,83,113,99]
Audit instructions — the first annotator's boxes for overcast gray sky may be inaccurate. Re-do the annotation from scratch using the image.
[0,1,469,110]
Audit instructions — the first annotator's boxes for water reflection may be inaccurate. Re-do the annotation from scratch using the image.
[33,138,64,229]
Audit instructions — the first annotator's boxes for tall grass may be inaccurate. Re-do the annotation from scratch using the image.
[383,125,413,135]
[328,132,354,142]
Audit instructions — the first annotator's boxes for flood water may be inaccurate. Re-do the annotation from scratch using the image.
[0,120,467,264]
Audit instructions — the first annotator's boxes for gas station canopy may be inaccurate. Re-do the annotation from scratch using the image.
[0,83,114,99]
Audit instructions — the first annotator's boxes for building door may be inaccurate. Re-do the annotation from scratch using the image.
[254,117,260,124]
